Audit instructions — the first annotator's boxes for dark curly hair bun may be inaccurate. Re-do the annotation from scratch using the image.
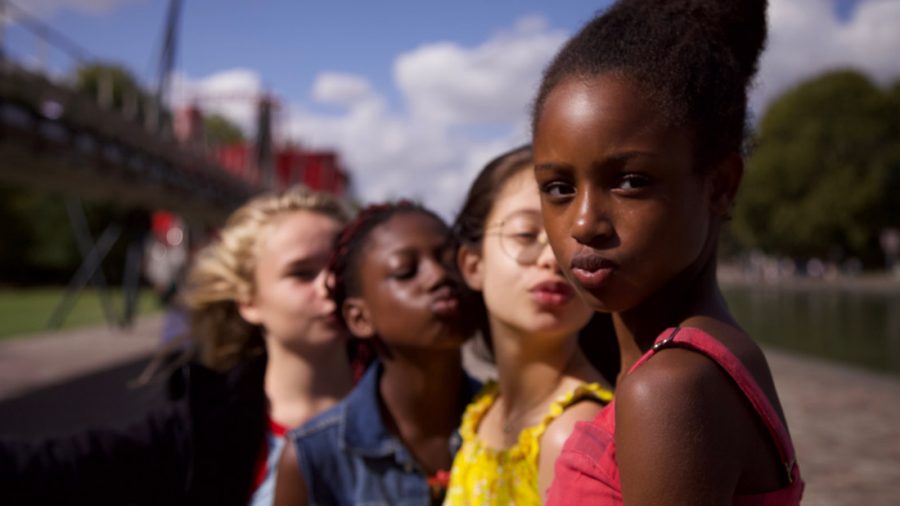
[534,0,768,169]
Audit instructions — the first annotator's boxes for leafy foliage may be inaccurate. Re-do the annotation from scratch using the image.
[733,70,900,266]
[0,63,157,286]
[74,63,150,120]
[204,113,245,144]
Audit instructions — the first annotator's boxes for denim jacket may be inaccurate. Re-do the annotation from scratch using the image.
[289,361,479,506]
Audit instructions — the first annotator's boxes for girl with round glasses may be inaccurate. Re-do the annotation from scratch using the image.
[446,145,615,504]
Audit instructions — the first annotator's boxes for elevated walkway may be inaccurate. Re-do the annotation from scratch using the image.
[0,65,259,224]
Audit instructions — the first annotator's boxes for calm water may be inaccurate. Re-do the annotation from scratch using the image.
[723,283,900,375]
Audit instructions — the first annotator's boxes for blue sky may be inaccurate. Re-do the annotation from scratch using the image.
[9,1,614,110]
[4,0,899,216]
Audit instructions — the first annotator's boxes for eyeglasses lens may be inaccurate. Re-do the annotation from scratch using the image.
[499,216,548,265]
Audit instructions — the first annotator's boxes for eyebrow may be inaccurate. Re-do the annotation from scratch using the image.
[384,246,417,258]
[534,161,569,174]
[535,150,658,173]
[280,254,326,272]
[503,208,541,219]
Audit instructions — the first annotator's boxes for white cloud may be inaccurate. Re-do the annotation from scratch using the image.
[312,73,377,108]
[395,15,567,125]
[165,17,555,218]
[170,68,265,135]
[753,0,900,113]
[282,16,557,217]
[185,2,900,218]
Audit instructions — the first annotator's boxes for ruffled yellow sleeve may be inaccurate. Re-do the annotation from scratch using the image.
[444,382,613,505]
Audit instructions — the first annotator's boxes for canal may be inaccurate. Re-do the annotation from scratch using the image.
[723,280,900,375]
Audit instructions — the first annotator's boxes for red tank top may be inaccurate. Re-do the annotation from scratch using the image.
[546,327,804,505]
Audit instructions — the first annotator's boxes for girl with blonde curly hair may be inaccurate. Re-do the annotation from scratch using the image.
[2,185,357,506]
[181,184,356,505]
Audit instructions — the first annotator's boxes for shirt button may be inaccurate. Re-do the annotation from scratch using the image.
[404,463,413,473]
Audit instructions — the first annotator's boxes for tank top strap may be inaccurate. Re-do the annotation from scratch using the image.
[530,382,614,441]
[643,326,799,484]
[457,382,499,442]
[625,326,682,374]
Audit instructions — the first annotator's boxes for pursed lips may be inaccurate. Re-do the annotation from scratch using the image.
[570,251,617,291]
[529,279,574,306]
[430,285,461,316]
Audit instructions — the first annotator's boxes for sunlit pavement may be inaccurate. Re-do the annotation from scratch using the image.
[766,347,900,506]
[0,317,897,504]
[0,315,162,401]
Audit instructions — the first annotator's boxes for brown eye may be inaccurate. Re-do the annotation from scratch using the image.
[540,181,575,199]
[618,174,650,191]
[507,231,540,245]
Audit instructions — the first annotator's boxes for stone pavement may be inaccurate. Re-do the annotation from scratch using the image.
[0,314,162,400]
[0,318,898,504]
[767,347,900,506]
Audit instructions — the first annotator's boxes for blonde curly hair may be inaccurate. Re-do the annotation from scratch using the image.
[182,185,354,370]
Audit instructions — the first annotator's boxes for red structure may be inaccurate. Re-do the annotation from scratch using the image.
[213,144,261,186]
[172,103,352,196]
[276,146,350,195]
[211,143,349,195]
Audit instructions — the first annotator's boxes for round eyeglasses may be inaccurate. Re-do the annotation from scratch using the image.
[484,212,550,265]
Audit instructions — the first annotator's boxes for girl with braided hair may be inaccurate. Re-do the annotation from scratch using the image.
[532,0,804,504]
[274,201,479,506]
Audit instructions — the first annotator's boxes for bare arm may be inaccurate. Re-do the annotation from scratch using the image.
[616,349,744,506]
[538,400,604,503]
[274,441,309,506]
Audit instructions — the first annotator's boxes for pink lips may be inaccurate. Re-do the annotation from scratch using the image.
[570,252,616,291]
[431,286,461,316]
[322,312,342,329]
[529,280,574,307]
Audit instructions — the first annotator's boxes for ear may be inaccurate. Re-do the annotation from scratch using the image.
[708,154,743,217]
[457,244,484,291]
[237,296,262,325]
[343,297,376,339]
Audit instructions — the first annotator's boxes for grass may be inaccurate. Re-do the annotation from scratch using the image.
[0,287,162,340]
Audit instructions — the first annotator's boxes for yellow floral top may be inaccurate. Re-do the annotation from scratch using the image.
[444,381,613,505]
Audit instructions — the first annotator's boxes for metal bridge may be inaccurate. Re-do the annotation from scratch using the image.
[0,0,332,329]
[0,64,259,224]
[0,0,265,225]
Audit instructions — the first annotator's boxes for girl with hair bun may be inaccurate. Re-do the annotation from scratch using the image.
[532,0,804,504]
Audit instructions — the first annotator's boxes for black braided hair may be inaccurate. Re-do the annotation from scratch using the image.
[533,0,768,171]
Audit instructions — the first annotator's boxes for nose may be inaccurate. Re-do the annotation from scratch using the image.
[424,255,454,291]
[569,189,613,247]
[534,232,560,271]
[315,270,336,312]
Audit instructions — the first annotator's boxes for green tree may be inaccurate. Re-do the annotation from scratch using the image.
[0,63,159,286]
[204,113,245,145]
[733,70,900,267]
[74,63,151,120]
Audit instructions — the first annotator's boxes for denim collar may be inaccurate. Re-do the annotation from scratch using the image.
[340,361,401,458]
[339,360,481,461]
